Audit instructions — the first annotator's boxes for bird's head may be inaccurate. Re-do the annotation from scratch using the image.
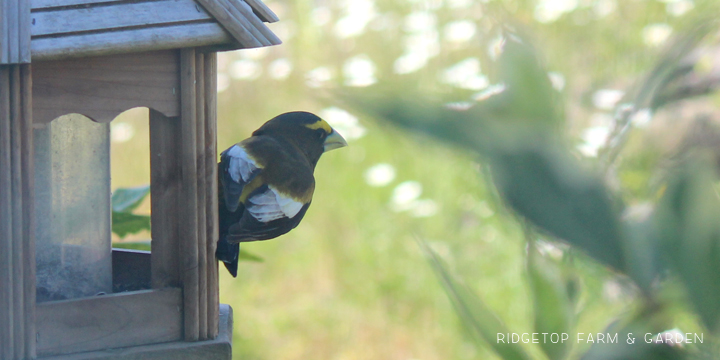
[252,111,348,165]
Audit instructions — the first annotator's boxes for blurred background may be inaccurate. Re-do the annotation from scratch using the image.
[109,0,720,359]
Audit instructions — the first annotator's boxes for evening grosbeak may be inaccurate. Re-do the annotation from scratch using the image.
[216,111,348,277]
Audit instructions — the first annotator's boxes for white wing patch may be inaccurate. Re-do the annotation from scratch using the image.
[246,186,304,223]
[226,145,259,183]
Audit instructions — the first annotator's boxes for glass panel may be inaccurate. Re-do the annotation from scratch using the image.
[34,114,112,302]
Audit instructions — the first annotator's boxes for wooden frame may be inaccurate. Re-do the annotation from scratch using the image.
[0,63,35,359]
[0,0,279,357]
[28,0,280,61]
[37,288,183,356]
[22,49,220,357]
[0,0,31,63]
[38,305,233,360]
[33,51,180,123]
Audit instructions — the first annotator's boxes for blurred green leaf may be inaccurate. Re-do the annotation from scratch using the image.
[340,31,562,156]
[112,211,151,239]
[581,333,684,360]
[112,241,151,251]
[489,144,626,272]
[112,185,151,239]
[632,19,720,111]
[620,217,661,294]
[418,237,533,360]
[239,248,264,262]
[111,185,150,213]
[655,156,720,332]
[345,30,627,273]
[580,312,685,360]
[527,237,573,360]
[494,34,562,128]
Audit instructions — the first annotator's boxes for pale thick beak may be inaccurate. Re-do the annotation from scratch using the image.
[323,130,348,152]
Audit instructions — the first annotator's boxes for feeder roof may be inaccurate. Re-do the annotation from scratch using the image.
[1,0,280,63]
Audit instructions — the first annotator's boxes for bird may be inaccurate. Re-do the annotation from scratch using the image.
[216,111,348,277]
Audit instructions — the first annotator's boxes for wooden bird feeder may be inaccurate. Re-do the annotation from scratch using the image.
[0,0,280,358]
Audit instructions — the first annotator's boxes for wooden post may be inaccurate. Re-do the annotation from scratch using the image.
[0,66,15,360]
[0,64,32,360]
[10,65,26,360]
[195,52,208,340]
[150,109,182,289]
[1,0,32,64]
[180,48,200,341]
[204,52,220,339]
[20,64,36,359]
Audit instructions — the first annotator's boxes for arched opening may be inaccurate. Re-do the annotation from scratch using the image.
[34,113,112,302]
[33,107,155,302]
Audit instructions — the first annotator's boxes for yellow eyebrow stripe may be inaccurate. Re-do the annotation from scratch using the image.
[304,119,332,133]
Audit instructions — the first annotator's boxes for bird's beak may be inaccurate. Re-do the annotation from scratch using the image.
[323,130,348,152]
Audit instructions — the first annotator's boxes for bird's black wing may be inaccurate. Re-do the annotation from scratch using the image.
[219,143,263,212]
[226,184,311,242]
[217,167,243,277]
[217,142,263,277]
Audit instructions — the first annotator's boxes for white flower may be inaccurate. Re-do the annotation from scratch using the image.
[364,164,396,187]
[343,55,377,87]
[642,24,673,47]
[319,107,367,141]
[229,60,261,80]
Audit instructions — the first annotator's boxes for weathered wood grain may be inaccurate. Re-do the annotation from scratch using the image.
[229,0,280,45]
[31,0,119,10]
[36,288,183,356]
[10,65,26,360]
[31,22,236,61]
[0,0,31,64]
[0,66,15,360]
[220,0,271,46]
[204,52,220,339]
[195,0,262,48]
[2,0,19,63]
[35,304,233,360]
[195,52,209,340]
[180,48,200,341]
[149,110,182,289]
[33,50,180,123]
[19,0,31,62]
[31,0,212,37]
[20,64,36,359]
[245,0,279,23]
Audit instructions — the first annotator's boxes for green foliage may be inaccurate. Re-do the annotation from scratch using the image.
[526,237,573,360]
[655,158,720,333]
[112,240,151,251]
[111,185,150,213]
[347,22,720,360]
[632,19,720,111]
[237,249,265,263]
[344,35,627,274]
[111,185,151,239]
[110,185,265,262]
[419,238,533,360]
[111,211,151,239]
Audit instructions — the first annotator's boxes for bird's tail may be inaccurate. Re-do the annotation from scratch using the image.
[216,237,239,278]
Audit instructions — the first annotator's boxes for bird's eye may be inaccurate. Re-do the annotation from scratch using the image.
[316,129,326,139]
